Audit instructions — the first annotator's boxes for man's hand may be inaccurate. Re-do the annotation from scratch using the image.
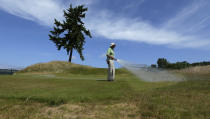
[107,54,117,61]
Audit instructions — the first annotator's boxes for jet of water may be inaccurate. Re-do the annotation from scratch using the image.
[117,59,184,82]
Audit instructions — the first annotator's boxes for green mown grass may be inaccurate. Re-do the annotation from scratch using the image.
[0,72,210,119]
[0,74,135,104]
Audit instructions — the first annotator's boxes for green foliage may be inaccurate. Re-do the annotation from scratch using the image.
[157,58,210,70]
[167,61,190,69]
[157,58,169,68]
[0,69,18,75]
[49,4,92,62]
[191,61,210,67]
[151,64,157,68]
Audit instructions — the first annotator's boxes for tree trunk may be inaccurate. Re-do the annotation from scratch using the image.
[68,48,73,62]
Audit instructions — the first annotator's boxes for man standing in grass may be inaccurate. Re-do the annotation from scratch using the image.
[106,43,117,81]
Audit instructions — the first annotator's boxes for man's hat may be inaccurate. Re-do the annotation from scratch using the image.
[110,43,116,47]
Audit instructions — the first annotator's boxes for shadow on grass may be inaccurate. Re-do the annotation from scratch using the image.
[96,79,108,82]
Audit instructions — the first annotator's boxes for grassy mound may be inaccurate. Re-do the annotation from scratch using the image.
[18,61,130,75]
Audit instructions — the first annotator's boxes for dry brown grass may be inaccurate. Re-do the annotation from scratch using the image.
[173,65,210,74]
[39,103,141,119]
[0,102,142,119]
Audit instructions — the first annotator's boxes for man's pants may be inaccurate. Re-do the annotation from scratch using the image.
[107,60,115,81]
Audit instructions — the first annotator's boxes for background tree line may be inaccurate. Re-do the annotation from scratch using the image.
[152,58,210,69]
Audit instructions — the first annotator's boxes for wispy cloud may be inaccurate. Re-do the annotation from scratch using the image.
[0,0,64,26]
[87,0,210,48]
[0,0,209,49]
[87,14,210,48]
[164,0,210,35]
[0,0,93,26]
[123,0,145,9]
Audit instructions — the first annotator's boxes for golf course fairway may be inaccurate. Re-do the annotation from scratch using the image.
[0,71,210,119]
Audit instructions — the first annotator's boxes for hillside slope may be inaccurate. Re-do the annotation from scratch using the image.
[18,61,129,75]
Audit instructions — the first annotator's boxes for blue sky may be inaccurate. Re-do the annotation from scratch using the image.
[0,0,210,68]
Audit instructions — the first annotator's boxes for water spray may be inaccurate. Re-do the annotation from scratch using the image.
[116,59,184,82]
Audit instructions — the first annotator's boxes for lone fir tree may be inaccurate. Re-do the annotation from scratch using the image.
[49,5,92,62]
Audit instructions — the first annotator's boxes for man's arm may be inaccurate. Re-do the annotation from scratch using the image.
[106,54,117,60]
